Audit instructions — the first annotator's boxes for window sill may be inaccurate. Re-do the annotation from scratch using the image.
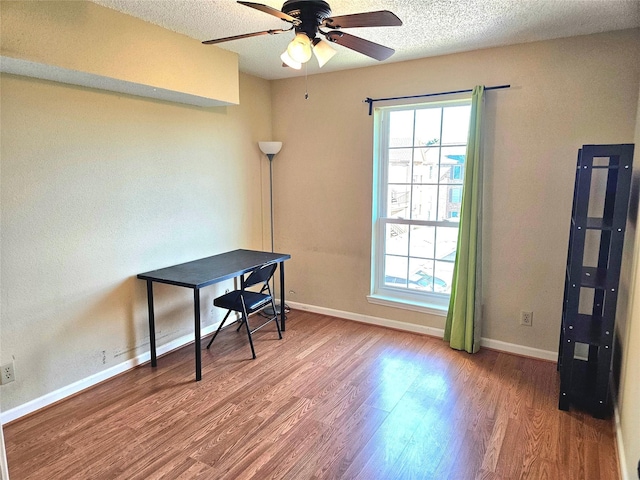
[366,294,448,317]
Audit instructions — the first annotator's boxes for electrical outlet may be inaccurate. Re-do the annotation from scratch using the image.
[1,362,15,385]
[520,311,533,327]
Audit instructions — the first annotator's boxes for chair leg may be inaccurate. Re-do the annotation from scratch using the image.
[271,297,282,340]
[206,310,232,349]
[263,283,282,339]
[241,304,256,359]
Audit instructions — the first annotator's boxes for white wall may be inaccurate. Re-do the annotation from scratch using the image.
[270,29,640,354]
[617,81,640,480]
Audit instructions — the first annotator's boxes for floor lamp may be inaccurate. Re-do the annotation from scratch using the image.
[259,141,283,316]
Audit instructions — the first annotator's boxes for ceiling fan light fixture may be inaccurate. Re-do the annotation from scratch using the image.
[312,38,337,68]
[202,2,402,70]
[280,50,302,69]
[286,33,313,63]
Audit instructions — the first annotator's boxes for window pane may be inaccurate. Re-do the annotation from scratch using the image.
[411,185,438,221]
[449,187,462,203]
[408,258,435,292]
[439,146,466,184]
[413,147,439,184]
[434,260,454,294]
[409,225,435,259]
[441,105,471,145]
[387,185,410,218]
[388,148,412,183]
[385,255,408,287]
[385,223,409,256]
[389,110,414,147]
[435,226,458,260]
[415,108,441,147]
[437,184,462,221]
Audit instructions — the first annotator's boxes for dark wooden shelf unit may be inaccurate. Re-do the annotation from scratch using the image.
[557,143,634,418]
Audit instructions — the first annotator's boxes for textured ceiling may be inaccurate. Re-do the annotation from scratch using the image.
[91,0,640,80]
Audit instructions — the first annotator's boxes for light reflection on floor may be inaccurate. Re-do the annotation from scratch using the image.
[362,351,457,477]
[377,352,451,403]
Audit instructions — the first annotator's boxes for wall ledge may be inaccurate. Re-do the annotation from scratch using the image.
[0,56,234,108]
[0,1,239,107]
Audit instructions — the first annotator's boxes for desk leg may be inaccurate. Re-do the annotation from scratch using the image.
[194,288,202,381]
[280,261,286,331]
[146,280,157,368]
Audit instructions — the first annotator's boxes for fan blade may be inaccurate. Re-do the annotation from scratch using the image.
[202,28,286,45]
[323,10,402,29]
[325,31,395,61]
[238,1,298,24]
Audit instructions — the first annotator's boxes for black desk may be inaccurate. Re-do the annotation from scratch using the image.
[137,249,291,381]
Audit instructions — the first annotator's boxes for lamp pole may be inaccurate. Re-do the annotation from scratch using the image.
[258,142,283,316]
[267,152,275,254]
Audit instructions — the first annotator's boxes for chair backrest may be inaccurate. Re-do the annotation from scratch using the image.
[243,262,277,290]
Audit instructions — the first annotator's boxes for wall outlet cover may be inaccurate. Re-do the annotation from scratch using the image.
[520,311,533,326]
[1,362,15,385]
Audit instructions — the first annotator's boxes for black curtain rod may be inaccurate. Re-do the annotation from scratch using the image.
[364,84,510,115]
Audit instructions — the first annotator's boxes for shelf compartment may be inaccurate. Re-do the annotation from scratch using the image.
[562,314,613,346]
[570,217,626,231]
[565,359,610,418]
[579,267,610,289]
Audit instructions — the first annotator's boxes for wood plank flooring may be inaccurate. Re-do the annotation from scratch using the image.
[4,310,619,479]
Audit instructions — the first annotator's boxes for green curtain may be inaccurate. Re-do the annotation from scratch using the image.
[444,85,485,353]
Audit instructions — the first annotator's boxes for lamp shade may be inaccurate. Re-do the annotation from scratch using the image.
[259,141,282,155]
[280,51,302,70]
[287,33,312,63]
[312,39,337,68]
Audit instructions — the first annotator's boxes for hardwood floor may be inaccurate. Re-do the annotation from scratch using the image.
[4,310,619,479]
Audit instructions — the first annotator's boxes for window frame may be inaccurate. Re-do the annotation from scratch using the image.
[368,98,471,315]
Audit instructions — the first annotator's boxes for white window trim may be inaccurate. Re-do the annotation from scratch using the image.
[366,293,448,316]
[369,98,471,312]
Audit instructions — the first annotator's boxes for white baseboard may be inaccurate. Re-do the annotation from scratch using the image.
[0,424,8,480]
[0,323,221,425]
[614,405,628,480]
[288,301,557,361]
[479,337,558,362]
[2,303,558,424]
[612,390,629,480]
[287,301,447,338]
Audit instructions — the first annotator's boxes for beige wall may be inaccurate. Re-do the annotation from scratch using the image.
[0,71,273,412]
[618,82,640,480]
[270,29,640,354]
[0,0,271,414]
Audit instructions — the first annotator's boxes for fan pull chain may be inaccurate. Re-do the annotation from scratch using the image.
[304,63,309,100]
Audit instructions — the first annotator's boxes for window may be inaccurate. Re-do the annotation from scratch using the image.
[369,100,471,313]
[449,187,462,203]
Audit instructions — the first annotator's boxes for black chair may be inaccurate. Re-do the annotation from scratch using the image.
[206,262,281,359]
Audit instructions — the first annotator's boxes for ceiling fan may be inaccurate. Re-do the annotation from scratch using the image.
[202,0,402,70]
